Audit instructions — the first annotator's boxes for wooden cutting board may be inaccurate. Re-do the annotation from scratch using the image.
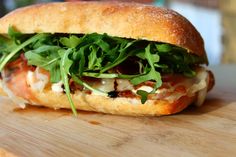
[0,65,236,157]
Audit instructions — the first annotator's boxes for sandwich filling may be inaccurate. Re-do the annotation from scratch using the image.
[0,27,209,115]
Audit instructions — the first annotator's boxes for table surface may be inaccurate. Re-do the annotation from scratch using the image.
[0,65,236,157]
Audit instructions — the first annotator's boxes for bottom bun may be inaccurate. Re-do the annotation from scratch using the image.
[0,84,195,116]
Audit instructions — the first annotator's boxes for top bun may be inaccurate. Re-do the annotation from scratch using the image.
[0,1,207,60]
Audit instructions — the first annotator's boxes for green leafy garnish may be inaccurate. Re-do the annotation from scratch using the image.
[25,45,61,82]
[137,90,149,104]
[131,45,162,103]
[156,44,172,53]
[0,33,49,71]
[0,27,207,115]
[60,35,81,48]
[60,49,77,116]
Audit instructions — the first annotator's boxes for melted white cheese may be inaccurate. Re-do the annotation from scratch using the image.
[193,69,209,106]
[51,81,64,93]
[26,67,49,92]
[132,85,153,93]
[96,79,115,92]
[116,79,133,91]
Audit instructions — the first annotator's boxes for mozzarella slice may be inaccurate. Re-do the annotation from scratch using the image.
[194,69,209,106]
[26,67,49,92]
[116,79,133,91]
[51,81,64,93]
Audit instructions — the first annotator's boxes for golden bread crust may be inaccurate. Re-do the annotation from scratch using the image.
[0,2,206,58]
[33,89,196,116]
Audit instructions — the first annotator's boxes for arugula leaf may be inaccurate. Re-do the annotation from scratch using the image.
[60,35,81,48]
[60,49,77,116]
[131,45,162,88]
[0,35,15,51]
[88,45,101,70]
[156,44,172,53]
[8,26,23,41]
[50,65,61,83]
[100,40,137,73]
[130,69,161,86]
[156,44,204,77]
[0,33,49,71]
[94,36,110,52]
[25,45,62,83]
[77,46,86,76]
[137,90,149,104]
[132,45,162,103]
[82,72,141,79]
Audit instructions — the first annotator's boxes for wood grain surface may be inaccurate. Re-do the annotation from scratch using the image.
[0,65,236,157]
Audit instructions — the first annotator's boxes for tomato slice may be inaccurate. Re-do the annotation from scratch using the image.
[3,56,39,103]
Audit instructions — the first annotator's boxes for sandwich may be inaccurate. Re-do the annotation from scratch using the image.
[0,1,214,116]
